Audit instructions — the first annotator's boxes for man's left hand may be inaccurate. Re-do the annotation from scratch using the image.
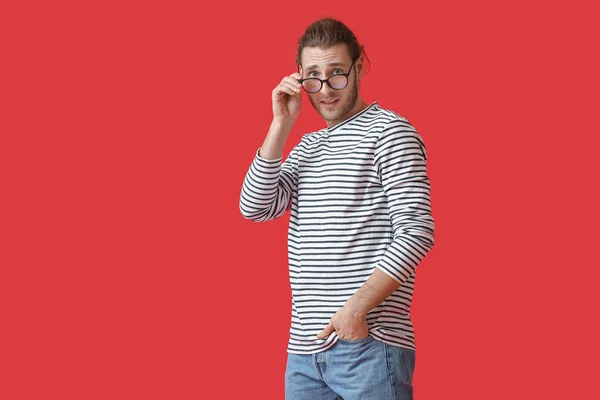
[316,305,369,340]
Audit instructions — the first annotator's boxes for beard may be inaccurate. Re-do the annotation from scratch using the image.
[309,75,359,125]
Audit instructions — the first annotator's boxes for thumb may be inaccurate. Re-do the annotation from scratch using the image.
[317,321,334,339]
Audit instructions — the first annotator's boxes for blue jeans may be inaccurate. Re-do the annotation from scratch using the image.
[285,336,415,400]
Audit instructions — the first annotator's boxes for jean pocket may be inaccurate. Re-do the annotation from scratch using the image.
[396,346,416,384]
[337,335,373,344]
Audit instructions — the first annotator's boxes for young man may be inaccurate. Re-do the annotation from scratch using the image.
[239,18,435,400]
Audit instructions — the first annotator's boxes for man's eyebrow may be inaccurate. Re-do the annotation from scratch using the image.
[304,62,347,72]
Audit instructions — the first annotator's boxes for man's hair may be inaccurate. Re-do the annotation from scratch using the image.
[295,18,370,70]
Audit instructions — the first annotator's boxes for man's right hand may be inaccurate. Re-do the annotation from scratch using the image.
[272,73,302,123]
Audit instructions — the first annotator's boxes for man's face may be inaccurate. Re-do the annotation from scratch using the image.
[300,44,362,127]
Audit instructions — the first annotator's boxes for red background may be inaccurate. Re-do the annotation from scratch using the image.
[1,0,599,399]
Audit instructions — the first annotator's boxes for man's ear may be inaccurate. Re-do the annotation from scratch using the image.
[356,56,365,79]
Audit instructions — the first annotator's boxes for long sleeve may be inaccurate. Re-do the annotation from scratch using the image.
[373,119,435,284]
[239,146,298,222]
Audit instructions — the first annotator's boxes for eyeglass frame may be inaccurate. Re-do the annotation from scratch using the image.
[297,61,355,93]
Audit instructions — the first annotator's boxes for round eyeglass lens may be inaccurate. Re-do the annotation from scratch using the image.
[302,79,321,93]
[328,75,347,89]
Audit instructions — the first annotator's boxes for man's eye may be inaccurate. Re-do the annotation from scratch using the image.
[309,72,319,77]
[333,69,343,75]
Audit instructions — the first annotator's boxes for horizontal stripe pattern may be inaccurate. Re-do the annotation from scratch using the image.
[240,102,434,354]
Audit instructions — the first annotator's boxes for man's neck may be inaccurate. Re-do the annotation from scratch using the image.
[326,99,370,129]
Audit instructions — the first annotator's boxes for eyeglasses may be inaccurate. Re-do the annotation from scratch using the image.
[297,62,354,93]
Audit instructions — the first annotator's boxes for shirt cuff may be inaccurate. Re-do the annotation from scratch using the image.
[256,147,283,163]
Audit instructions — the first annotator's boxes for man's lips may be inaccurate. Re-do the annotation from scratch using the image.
[321,98,339,105]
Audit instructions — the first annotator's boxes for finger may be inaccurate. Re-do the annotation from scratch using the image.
[281,78,302,92]
[281,76,302,87]
[281,73,301,84]
[273,85,297,98]
[280,81,301,93]
[283,74,302,83]
[316,322,334,339]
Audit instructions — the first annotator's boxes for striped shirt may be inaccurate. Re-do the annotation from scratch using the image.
[239,102,435,354]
